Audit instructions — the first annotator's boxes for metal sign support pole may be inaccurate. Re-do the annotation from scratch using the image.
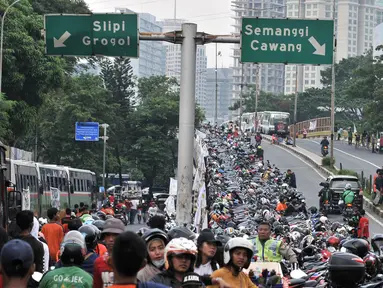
[175,23,197,225]
[330,0,336,167]
[100,123,109,190]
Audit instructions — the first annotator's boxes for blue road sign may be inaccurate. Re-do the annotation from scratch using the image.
[75,122,100,141]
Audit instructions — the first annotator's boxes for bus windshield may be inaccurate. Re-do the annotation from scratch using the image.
[271,114,290,125]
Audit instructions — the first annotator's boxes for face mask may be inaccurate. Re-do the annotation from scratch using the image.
[152,259,165,268]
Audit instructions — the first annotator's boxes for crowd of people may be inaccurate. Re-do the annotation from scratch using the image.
[0,200,265,288]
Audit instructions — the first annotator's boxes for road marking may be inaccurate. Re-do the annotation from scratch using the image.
[307,140,380,169]
[268,142,383,228]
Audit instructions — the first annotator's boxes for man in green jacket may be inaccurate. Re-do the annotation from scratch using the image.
[251,222,298,269]
[342,183,355,205]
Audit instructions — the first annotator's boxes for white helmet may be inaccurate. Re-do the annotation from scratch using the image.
[281,183,289,188]
[319,216,328,224]
[345,183,352,190]
[223,237,254,269]
[263,210,272,221]
[248,188,255,194]
[164,237,197,270]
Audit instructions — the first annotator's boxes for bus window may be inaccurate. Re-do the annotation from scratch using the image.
[81,179,84,192]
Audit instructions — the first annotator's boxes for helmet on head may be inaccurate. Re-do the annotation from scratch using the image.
[60,231,86,266]
[345,183,352,190]
[142,228,169,246]
[223,237,254,269]
[93,220,105,231]
[164,237,197,271]
[78,225,98,250]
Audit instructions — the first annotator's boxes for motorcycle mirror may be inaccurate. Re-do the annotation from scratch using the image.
[32,272,43,282]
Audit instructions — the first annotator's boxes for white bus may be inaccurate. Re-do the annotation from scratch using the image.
[6,159,96,216]
[259,111,290,136]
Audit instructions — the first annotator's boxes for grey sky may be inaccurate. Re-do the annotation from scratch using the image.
[85,0,233,68]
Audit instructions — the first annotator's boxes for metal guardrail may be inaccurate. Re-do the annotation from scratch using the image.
[289,117,331,137]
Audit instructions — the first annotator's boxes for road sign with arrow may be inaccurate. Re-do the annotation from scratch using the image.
[241,18,334,65]
[44,14,139,57]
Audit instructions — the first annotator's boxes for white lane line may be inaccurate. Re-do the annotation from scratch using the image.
[307,140,380,169]
[269,142,383,228]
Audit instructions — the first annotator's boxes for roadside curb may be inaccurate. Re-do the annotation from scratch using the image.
[263,135,383,218]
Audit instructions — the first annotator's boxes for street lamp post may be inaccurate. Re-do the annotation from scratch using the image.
[214,43,221,125]
[0,0,21,94]
[100,124,109,189]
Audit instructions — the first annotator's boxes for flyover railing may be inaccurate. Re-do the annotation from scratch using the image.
[289,117,331,138]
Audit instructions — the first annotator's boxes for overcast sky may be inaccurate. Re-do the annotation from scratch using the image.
[85,0,233,68]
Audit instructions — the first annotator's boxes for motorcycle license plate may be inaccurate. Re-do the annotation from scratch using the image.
[346,208,353,212]
[324,204,330,207]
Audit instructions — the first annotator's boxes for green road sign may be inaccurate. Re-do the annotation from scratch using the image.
[44,14,139,57]
[241,18,334,65]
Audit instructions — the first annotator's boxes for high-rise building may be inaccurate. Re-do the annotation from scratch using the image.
[231,0,286,118]
[205,68,233,122]
[115,8,166,78]
[376,0,383,24]
[159,19,208,110]
[284,0,380,94]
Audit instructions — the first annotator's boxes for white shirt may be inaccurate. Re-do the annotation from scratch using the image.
[131,199,139,210]
[194,261,219,276]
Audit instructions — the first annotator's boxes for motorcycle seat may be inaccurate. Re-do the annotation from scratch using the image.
[304,280,318,287]
[289,278,306,285]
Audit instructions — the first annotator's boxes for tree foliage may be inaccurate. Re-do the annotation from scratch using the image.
[0,0,207,190]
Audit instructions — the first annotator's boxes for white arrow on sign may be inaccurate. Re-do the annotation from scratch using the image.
[308,36,326,56]
[54,31,71,48]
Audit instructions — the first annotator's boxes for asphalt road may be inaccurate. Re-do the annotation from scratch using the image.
[263,141,383,236]
[296,138,382,178]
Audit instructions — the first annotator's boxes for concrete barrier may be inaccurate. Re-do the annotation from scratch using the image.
[263,135,383,218]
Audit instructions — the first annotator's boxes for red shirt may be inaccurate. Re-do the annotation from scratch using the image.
[358,217,369,239]
[93,254,114,288]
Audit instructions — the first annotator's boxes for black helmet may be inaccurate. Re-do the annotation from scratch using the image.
[97,211,106,221]
[60,243,84,265]
[168,226,196,241]
[142,228,169,245]
[93,220,105,232]
[78,225,97,250]
[92,215,100,221]
[308,206,317,214]
[342,239,370,258]
[371,234,383,254]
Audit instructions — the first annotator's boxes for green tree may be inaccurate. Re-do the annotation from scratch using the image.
[31,0,90,14]
[0,94,14,140]
[38,74,118,176]
[130,76,204,188]
[99,57,135,184]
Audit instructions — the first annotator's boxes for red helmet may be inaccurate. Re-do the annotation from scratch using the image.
[327,236,340,248]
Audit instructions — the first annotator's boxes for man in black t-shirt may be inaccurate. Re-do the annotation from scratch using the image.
[15,210,44,274]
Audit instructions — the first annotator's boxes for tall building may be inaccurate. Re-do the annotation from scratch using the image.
[115,8,166,78]
[284,0,380,94]
[231,0,286,118]
[205,68,233,122]
[159,19,208,110]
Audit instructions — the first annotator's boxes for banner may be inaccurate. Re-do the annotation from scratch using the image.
[22,187,30,211]
[169,178,177,196]
[193,185,207,233]
[309,120,317,131]
[50,187,60,209]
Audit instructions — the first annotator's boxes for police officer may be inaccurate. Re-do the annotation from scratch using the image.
[252,222,297,268]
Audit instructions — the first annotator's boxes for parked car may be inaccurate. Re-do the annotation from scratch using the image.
[323,175,363,213]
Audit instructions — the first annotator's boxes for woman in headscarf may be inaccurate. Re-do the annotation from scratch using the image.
[137,228,169,282]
